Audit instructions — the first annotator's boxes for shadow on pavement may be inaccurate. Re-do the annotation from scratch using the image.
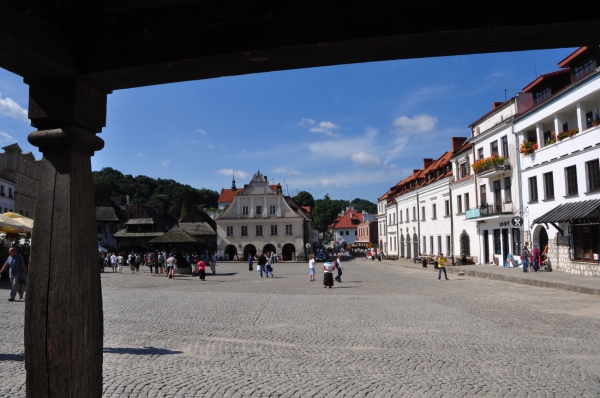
[103,347,182,356]
[0,353,24,362]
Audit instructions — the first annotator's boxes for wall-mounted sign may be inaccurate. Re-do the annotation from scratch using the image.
[511,216,523,227]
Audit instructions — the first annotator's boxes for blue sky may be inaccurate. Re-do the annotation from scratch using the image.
[0,47,576,203]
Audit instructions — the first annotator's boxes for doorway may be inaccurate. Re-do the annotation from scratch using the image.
[502,228,509,263]
[539,227,548,255]
[483,230,490,264]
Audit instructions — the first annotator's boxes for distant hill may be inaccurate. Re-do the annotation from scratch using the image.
[92,167,219,219]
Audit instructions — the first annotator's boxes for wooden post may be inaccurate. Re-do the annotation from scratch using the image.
[24,77,109,398]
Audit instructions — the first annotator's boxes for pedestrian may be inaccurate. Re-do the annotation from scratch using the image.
[110,252,117,273]
[532,244,540,272]
[116,253,124,273]
[157,251,165,274]
[323,261,334,288]
[257,253,266,278]
[166,253,177,279]
[1,247,27,301]
[334,254,343,282]
[197,256,206,281]
[437,253,449,280]
[308,254,316,281]
[265,255,273,278]
[210,252,217,275]
[521,242,531,272]
[248,254,253,271]
[134,253,141,273]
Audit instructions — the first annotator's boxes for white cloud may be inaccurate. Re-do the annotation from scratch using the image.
[136,152,143,157]
[160,160,170,166]
[297,118,315,127]
[350,152,381,167]
[0,131,15,143]
[274,168,301,175]
[0,94,28,121]
[196,129,207,135]
[215,169,249,179]
[392,114,438,133]
[309,121,341,137]
[207,144,214,149]
[318,179,349,188]
[187,140,198,144]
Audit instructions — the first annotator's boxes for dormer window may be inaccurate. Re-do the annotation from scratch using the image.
[534,87,551,104]
[574,57,594,80]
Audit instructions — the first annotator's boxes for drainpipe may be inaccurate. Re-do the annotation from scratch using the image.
[511,117,525,253]
[449,185,455,265]
[416,192,420,255]
[395,200,399,260]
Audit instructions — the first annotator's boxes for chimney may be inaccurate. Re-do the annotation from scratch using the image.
[492,101,504,109]
[451,137,467,152]
[423,158,434,170]
[413,169,420,174]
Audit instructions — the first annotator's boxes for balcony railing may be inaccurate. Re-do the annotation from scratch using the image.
[465,202,513,219]
[472,155,510,177]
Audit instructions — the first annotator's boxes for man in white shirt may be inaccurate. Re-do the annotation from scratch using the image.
[110,253,117,273]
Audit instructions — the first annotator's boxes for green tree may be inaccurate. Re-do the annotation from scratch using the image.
[313,194,339,231]
[350,198,377,214]
[292,190,315,208]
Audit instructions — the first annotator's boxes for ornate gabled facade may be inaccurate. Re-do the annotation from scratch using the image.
[0,143,40,218]
[216,171,307,261]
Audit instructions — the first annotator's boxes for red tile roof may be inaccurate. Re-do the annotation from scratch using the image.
[522,69,569,93]
[218,185,280,203]
[329,208,364,229]
[557,46,589,68]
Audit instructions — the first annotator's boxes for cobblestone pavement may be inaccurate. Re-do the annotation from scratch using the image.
[2,260,600,397]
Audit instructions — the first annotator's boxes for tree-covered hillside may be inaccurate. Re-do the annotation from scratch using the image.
[93,167,219,218]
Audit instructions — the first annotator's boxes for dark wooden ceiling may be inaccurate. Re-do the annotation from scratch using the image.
[1,0,599,91]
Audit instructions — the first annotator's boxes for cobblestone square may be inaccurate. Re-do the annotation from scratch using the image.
[2,260,600,397]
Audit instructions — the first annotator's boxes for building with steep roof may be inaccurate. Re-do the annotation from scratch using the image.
[96,199,128,250]
[0,143,40,218]
[216,171,309,261]
[114,204,175,251]
[329,207,375,247]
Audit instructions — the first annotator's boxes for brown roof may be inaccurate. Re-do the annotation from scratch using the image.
[218,185,280,203]
[329,208,363,229]
[522,69,569,93]
[557,46,588,68]
[147,227,200,244]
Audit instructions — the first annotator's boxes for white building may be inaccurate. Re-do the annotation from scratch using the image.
[216,171,309,261]
[0,176,15,213]
[376,193,389,253]
[329,207,373,247]
[465,97,522,265]
[515,46,600,276]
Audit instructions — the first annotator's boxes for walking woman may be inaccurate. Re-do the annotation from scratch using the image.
[166,253,177,279]
[532,244,541,272]
[521,242,531,272]
[197,256,206,281]
[308,254,316,281]
[265,255,273,278]
[248,254,253,271]
[437,254,449,281]
[323,261,334,288]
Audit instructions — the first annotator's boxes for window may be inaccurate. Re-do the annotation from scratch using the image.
[269,205,276,214]
[399,211,403,223]
[480,185,487,205]
[529,177,538,202]
[421,207,425,221]
[586,112,593,129]
[285,225,292,235]
[97,225,104,234]
[543,172,554,199]
[256,206,262,215]
[8,188,12,198]
[457,195,462,214]
[566,166,578,196]
[406,208,409,221]
[493,229,501,255]
[346,231,350,235]
[504,177,512,202]
[241,226,248,236]
[534,87,551,104]
[256,225,263,236]
[572,225,600,260]
[478,148,484,160]
[437,236,442,255]
[25,211,28,217]
[464,193,470,211]
[460,162,468,178]
[422,237,426,254]
[226,226,233,237]
[412,207,416,221]
[270,225,278,236]
[446,236,451,256]
[501,136,509,158]
[574,57,594,80]
[354,230,357,235]
[0,186,4,196]
[242,206,249,215]
[512,228,521,256]
[586,159,600,192]
[109,224,117,233]
[432,204,437,219]
[562,123,568,132]
[430,236,434,255]
[490,140,499,156]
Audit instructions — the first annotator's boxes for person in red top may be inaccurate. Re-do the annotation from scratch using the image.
[197,256,206,281]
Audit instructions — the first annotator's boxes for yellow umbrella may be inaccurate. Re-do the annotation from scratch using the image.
[0,213,26,233]
[3,212,33,232]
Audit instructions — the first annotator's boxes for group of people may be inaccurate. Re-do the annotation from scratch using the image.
[104,252,144,274]
[311,253,344,288]
[252,253,274,277]
[521,242,548,273]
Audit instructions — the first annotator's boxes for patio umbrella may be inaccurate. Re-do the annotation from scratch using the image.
[0,213,26,233]
[3,212,33,232]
